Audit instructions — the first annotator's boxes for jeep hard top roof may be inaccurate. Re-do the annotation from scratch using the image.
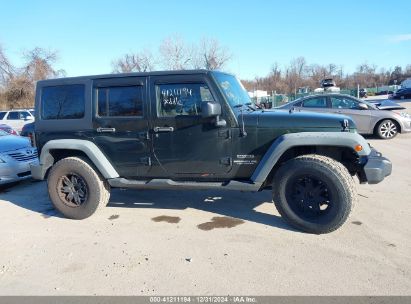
[36,69,233,86]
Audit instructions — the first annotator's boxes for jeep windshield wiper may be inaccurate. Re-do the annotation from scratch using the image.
[233,103,256,111]
[245,102,259,111]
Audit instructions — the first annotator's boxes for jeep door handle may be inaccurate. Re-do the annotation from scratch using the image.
[153,127,174,133]
[97,127,116,133]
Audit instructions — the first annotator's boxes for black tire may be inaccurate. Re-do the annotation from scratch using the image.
[272,154,356,234]
[375,119,399,140]
[47,157,110,219]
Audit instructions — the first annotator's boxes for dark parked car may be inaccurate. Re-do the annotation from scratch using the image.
[277,94,411,139]
[20,122,34,137]
[391,88,411,100]
[376,90,393,96]
[321,78,336,88]
[31,70,391,234]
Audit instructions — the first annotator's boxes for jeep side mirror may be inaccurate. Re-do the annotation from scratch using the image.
[201,102,221,117]
[358,103,368,110]
[201,102,226,127]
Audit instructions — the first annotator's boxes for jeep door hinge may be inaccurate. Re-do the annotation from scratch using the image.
[140,157,152,166]
[218,129,231,139]
[138,131,150,140]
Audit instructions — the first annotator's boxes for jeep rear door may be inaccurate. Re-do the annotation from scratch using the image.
[148,74,232,179]
[92,77,151,178]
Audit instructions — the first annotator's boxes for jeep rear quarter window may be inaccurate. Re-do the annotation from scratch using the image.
[156,83,214,117]
[41,84,85,120]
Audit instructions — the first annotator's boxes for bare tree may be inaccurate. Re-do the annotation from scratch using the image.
[112,50,155,73]
[159,35,191,70]
[285,57,307,94]
[0,45,16,87]
[196,38,231,70]
[0,47,64,109]
[23,47,65,82]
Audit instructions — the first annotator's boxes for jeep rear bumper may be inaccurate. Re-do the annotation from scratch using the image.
[362,148,392,184]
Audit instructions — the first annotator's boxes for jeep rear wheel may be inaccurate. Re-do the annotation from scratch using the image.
[272,154,356,234]
[47,157,110,219]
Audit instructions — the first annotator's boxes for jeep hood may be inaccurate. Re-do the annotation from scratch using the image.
[243,109,354,131]
[0,135,31,153]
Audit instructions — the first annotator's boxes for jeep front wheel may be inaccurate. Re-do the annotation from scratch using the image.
[272,154,356,234]
[47,157,110,219]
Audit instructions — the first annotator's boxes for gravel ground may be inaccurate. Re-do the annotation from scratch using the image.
[0,102,410,296]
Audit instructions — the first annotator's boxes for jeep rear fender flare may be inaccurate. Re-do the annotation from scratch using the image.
[251,132,371,184]
[37,139,119,179]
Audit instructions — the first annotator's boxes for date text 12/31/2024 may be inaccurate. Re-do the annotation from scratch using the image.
[149,296,257,303]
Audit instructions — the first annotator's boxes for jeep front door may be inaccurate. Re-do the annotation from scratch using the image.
[148,75,232,179]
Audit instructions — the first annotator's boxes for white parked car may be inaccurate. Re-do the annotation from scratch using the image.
[0,109,35,132]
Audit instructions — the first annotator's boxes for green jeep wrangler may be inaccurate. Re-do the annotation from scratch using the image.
[31,70,392,234]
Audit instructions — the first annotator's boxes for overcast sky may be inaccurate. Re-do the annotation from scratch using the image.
[1,0,410,79]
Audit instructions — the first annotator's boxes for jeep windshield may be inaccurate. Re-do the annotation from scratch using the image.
[213,72,254,110]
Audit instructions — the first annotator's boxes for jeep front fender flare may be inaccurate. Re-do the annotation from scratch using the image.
[31,139,119,180]
[250,132,371,184]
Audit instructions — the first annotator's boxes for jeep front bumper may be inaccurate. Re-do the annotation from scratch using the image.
[362,148,392,184]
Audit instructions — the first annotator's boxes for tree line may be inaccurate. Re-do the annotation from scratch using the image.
[111,35,231,73]
[0,35,231,110]
[242,57,411,94]
[1,36,411,109]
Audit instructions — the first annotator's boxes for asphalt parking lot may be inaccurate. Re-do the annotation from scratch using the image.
[0,102,410,296]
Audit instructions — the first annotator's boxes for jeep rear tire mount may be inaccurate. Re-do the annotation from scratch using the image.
[47,157,110,219]
[272,154,356,234]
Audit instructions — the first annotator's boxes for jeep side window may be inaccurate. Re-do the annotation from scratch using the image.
[0,112,6,120]
[156,83,214,117]
[97,86,143,117]
[302,97,328,108]
[41,84,85,120]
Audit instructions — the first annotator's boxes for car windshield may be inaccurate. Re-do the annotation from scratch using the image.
[0,129,8,136]
[355,98,377,109]
[213,72,252,110]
